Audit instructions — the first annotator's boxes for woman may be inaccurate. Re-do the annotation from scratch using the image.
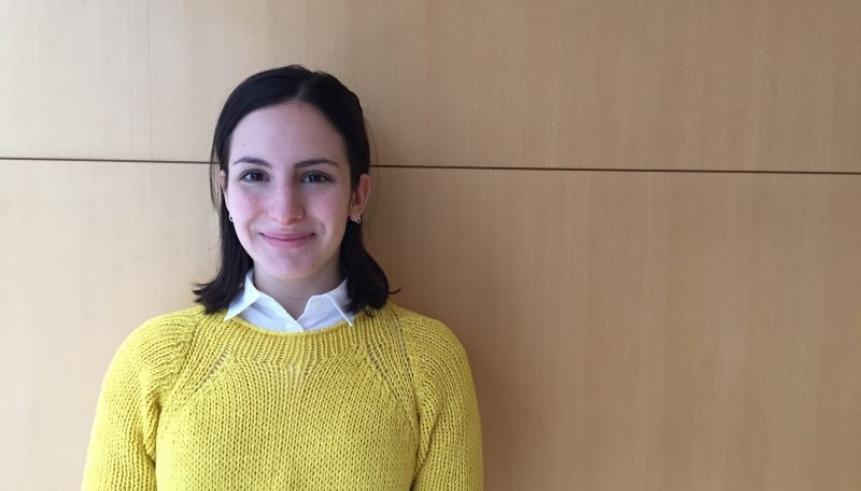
[83,66,483,489]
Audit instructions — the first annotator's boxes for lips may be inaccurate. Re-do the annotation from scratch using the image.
[260,231,314,247]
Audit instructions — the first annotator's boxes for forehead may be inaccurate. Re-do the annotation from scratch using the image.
[229,101,346,164]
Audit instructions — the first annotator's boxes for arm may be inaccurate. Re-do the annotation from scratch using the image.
[82,315,189,490]
[405,315,484,490]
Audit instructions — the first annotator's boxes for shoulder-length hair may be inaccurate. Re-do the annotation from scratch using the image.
[194,65,390,315]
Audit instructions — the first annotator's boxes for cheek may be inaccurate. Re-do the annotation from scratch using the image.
[225,189,257,218]
[320,191,352,220]
[309,185,349,210]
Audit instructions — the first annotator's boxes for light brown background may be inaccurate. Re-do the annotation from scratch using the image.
[1,1,859,489]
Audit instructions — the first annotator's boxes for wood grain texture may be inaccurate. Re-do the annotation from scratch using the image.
[2,160,859,488]
[0,160,218,489]
[1,0,859,171]
[364,167,861,490]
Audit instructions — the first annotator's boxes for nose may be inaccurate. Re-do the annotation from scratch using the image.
[267,183,304,224]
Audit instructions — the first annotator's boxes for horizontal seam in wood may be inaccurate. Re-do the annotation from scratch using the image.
[1,156,859,176]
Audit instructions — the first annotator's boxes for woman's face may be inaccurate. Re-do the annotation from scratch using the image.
[221,101,369,292]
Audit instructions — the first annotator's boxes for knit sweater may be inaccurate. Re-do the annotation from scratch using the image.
[82,303,483,490]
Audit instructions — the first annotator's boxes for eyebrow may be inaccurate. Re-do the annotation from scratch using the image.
[231,156,340,168]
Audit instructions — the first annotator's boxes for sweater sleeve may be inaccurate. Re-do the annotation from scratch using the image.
[403,313,484,490]
[82,313,191,490]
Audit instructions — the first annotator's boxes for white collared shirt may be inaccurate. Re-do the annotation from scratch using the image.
[225,270,355,333]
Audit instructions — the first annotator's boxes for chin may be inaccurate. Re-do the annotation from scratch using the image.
[256,255,338,283]
[260,264,319,282]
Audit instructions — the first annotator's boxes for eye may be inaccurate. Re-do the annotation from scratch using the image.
[239,170,268,183]
[301,172,332,184]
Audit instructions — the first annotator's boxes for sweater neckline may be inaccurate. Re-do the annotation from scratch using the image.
[196,305,391,363]
[222,307,365,339]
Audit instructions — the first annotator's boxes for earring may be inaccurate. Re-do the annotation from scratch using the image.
[228,214,234,222]
[351,214,362,224]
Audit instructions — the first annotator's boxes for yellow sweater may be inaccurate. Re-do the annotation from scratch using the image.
[82,303,483,490]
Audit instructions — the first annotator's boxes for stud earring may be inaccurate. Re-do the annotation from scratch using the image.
[228,214,234,222]
[351,215,362,224]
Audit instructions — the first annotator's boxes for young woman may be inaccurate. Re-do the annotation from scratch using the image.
[83,66,483,489]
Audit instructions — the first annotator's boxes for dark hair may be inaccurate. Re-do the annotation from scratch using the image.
[194,65,391,315]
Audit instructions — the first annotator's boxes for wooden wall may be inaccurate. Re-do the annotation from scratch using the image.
[1,1,859,489]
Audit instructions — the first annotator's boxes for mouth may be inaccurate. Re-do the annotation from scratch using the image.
[260,232,314,248]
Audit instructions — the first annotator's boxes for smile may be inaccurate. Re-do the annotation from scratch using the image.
[260,232,314,248]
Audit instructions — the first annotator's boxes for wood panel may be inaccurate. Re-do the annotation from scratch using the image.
[0,160,218,489]
[2,0,859,172]
[2,159,859,488]
[364,167,861,490]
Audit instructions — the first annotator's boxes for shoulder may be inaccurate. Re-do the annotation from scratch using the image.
[108,306,213,389]
[383,303,472,381]
[385,303,464,347]
[119,306,206,357]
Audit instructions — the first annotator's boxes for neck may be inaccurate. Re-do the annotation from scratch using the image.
[252,269,342,319]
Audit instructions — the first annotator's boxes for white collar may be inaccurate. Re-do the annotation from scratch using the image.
[225,269,354,331]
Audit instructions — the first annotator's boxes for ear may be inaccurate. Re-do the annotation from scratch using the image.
[219,170,232,217]
[218,170,227,194]
[350,173,371,217]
